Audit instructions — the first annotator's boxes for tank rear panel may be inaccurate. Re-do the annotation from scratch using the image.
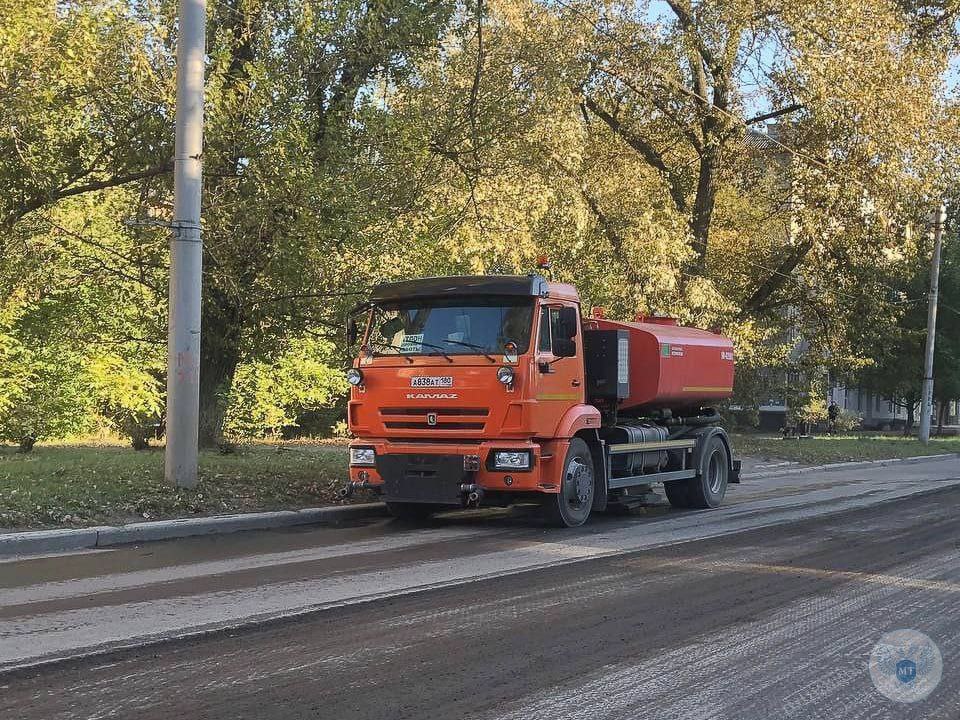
[590,318,734,411]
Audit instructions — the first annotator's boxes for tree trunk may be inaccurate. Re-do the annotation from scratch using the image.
[689,146,718,275]
[904,401,916,436]
[198,287,243,447]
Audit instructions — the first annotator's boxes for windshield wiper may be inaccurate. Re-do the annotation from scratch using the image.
[369,341,414,363]
[441,339,497,363]
[372,339,453,363]
[417,340,455,363]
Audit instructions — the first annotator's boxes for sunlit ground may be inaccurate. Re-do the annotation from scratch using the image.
[1,433,957,531]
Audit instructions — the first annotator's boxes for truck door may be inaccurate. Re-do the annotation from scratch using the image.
[531,303,584,437]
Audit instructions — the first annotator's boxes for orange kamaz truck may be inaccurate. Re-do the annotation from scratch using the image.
[343,274,740,527]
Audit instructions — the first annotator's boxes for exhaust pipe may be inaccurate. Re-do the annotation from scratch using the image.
[342,481,378,498]
[462,485,484,507]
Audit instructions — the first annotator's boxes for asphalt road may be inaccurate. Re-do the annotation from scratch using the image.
[1,457,958,719]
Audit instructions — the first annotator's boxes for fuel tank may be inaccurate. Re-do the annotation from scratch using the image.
[586,317,734,412]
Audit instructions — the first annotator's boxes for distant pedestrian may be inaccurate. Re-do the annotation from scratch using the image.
[828,402,840,435]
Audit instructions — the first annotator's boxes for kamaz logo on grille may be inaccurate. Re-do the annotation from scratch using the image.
[406,393,459,399]
[426,412,438,426]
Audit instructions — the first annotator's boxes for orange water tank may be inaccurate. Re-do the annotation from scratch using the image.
[589,318,735,411]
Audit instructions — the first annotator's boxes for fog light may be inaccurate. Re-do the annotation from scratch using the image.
[358,470,370,481]
[346,368,364,386]
[350,447,376,466]
[492,450,531,469]
[504,475,514,486]
[496,366,514,385]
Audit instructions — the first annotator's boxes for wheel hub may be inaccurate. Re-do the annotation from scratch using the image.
[567,459,591,505]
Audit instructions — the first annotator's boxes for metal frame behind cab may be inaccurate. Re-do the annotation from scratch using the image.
[605,438,697,490]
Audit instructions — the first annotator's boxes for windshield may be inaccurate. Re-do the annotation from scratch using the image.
[367,297,535,356]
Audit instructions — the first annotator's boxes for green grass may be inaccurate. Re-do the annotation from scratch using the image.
[0,442,352,530]
[731,433,960,465]
[2,434,958,531]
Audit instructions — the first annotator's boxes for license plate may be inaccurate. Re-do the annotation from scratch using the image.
[410,376,453,388]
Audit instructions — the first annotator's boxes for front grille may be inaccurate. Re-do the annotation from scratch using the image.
[380,407,488,432]
[384,421,485,430]
[381,407,488,417]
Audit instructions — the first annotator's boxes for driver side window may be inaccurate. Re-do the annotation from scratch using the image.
[538,308,552,353]
[537,307,567,354]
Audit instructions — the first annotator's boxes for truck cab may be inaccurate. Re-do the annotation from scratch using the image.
[345,274,739,527]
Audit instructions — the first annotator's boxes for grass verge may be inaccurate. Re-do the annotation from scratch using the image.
[732,433,960,465]
[2,434,957,531]
[0,442,352,530]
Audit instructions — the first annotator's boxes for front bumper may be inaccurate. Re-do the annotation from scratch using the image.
[347,439,560,503]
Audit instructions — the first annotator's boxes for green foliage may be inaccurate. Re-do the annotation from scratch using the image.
[86,355,164,447]
[1,0,959,445]
[223,338,349,438]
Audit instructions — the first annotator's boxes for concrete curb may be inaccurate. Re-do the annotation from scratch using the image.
[2,453,957,558]
[0,503,389,558]
[741,453,959,480]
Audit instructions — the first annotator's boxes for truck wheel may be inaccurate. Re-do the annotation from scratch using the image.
[663,480,690,508]
[542,438,594,528]
[386,502,435,521]
[686,436,729,509]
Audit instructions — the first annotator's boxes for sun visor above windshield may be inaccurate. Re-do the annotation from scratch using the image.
[370,275,549,303]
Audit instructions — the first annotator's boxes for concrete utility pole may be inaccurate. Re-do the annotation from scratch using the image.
[919,202,946,444]
[165,0,206,488]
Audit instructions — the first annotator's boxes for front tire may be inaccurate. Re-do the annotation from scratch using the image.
[386,502,435,521]
[542,438,595,528]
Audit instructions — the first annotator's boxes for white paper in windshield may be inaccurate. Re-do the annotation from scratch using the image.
[400,333,423,352]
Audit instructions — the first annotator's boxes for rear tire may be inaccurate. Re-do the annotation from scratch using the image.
[664,436,729,509]
[686,436,729,509]
[542,438,595,528]
[663,479,690,508]
[386,501,435,521]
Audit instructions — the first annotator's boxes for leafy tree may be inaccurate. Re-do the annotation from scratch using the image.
[222,337,349,438]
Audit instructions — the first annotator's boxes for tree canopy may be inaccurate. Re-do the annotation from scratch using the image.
[2,0,959,444]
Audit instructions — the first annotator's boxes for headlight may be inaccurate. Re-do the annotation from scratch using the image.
[496,366,514,385]
[492,450,531,470]
[346,368,364,386]
[350,447,376,466]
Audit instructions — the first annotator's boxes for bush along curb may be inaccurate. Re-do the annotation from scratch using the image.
[0,503,389,558]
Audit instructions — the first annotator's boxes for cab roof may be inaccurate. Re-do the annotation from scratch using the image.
[369,275,580,303]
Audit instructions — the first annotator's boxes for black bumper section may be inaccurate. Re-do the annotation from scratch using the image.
[376,453,470,504]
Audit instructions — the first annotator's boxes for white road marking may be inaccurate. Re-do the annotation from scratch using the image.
[1,464,957,672]
[0,526,490,606]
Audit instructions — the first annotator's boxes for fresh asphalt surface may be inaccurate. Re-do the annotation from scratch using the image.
[1,457,958,719]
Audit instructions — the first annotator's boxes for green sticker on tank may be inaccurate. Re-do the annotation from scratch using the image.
[661,343,670,357]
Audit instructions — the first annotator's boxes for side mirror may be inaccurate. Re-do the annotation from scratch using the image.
[557,307,578,340]
[346,317,358,346]
[553,338,576,358]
